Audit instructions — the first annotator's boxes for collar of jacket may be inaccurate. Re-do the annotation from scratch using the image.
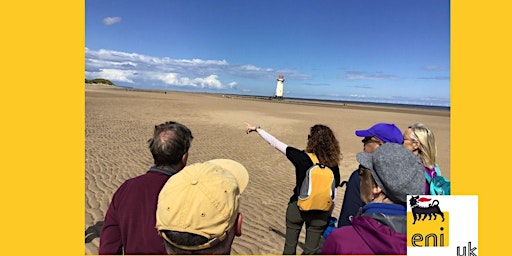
[147,166,177,176]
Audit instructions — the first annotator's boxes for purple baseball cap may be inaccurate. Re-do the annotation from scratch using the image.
[355,123,404,144]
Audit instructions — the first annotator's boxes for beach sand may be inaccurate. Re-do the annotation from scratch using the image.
[85,84,450,254]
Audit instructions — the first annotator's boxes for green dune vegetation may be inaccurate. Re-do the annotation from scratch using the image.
[85,78,115,86]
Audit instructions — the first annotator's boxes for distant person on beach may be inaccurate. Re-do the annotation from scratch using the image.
[99,121,193,255]
[403,123,442,194]
[337,123,403,228]
[245,122,341,254]
[321,143,424,255]
[156,159,249,255]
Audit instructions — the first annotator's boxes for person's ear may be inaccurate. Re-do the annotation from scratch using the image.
[372,186,382,197]
[412,141,420,151]
[235,213,242,237]
[181,151,189,165]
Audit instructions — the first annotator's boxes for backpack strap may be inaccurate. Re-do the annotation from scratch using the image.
[306,152,320,165]
[434,165,442,176]
[424,171,432,183]
[424,165,441,183]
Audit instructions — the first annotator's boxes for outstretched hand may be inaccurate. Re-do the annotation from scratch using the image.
[244,122,257,134]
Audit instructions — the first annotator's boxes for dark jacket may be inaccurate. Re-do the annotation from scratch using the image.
[321,203,407,255]
[99,167,177,255]
[337,169,364,227]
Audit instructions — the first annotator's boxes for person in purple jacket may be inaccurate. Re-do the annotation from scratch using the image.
[99,121,193,255]
[321,143,424,255]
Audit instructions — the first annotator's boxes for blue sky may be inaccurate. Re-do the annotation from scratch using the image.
[85,0,450,106]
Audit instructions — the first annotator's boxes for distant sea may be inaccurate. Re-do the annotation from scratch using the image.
[115,85,450,111]
[228,94,450,112]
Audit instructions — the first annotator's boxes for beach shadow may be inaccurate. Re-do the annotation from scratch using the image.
[269,227,305,251]
[85,221,103,243]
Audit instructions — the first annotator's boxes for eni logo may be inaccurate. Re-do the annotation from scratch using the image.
[410,195,445,224]
[407,195,449,247]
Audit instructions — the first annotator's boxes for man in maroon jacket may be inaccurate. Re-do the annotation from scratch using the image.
[99,121,193,255]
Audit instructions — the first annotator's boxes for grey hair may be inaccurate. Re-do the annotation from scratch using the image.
[148,121,193,167]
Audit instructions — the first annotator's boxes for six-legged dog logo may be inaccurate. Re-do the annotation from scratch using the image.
[409,195,445,224]
[407,195,479,253]
[407,195,450,247]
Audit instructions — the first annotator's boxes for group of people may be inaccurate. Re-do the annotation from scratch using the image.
[99,121,248,255]
[97,119,442,255]
[245,122,440,255]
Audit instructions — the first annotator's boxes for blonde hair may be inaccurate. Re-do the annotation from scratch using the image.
[408,123,437,169]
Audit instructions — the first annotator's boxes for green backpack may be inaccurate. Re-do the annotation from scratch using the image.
[425,166,450,195]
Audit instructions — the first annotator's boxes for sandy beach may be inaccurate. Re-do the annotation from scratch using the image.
[85,84,450,254]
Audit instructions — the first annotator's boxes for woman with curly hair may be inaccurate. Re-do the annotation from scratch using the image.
[245,122,341,254]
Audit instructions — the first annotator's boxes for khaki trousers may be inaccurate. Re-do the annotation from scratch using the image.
[283,201,330,255]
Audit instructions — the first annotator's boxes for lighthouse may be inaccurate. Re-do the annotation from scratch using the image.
[275,73,285,99]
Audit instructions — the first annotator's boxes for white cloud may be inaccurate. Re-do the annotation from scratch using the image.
[158,73,181,85]
[150,72,225,89]
[194,74,222,89]
[343,71,397,80]
[423,65,449,71]
[86,68,137,83]
[85,48,307,90]
[174,58,229,66]
[240,65,262,71]
[103,17,121,25]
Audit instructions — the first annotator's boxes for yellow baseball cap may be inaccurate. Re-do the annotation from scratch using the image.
[156,159,249,250]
